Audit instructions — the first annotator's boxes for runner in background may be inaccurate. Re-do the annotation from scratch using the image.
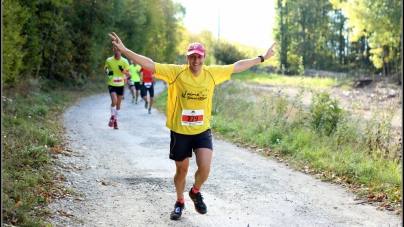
[140,67,155,114]
[128,59,142,104]
[104,46,131,129]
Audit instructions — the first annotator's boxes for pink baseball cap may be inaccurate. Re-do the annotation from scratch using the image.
[186,43,205,56]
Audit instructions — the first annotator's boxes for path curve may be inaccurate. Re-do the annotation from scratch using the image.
[47,80,401,227]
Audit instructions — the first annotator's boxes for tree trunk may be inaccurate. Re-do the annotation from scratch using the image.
[49,45,57,80]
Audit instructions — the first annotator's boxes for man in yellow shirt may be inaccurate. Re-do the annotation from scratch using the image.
[109,32,277,220]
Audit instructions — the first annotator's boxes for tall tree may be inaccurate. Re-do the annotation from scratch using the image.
[274,0,290,70]
[329,0,402,76]
[2,0,30,86]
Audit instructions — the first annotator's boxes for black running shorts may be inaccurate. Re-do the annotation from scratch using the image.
[108,85,124,96]
[141,83,154,97]
[169,129,213,161]
[129,81,141,90]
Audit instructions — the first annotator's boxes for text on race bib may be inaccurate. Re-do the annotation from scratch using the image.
[113,77,123,84]
[181,109,204,126]
[144,82,152,88]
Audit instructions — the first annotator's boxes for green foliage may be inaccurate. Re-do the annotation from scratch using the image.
[2,0,184,88]
[2,0,30,86]
[307,89,344,135]
[286,52,301,75]
[362,101,402,161]
[213,40,249,64]
[2,92,61,225]
[231,70,348,88]
[330,0,402,73]
[153,84,168,113]
[274,0,402,76]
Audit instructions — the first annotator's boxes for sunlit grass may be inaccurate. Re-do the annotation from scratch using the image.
[231,70,353,88]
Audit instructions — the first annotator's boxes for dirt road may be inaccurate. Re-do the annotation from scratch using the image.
[47,80,401,227]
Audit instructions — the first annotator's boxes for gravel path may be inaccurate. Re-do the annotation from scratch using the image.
[47,80,402,227]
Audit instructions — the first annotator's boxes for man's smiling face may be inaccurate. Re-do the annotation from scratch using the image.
[186,53,206,73]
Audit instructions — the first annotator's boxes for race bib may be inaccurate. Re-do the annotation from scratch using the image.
[144,82,152,88]
[113,77,123,84]
[130,81,135,86]
[181,109,204,126]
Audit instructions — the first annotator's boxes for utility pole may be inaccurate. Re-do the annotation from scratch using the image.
[218,7,221,40]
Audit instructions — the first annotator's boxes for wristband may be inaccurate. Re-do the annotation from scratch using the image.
[258,55,264,63]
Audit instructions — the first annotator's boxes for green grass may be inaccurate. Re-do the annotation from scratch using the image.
[156,71,402,214]
[231,70,352,88]
[2,78,106,226]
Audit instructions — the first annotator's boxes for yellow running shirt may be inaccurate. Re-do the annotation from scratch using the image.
[129,64,141,82]
[155,63,234,135]
[105,57,130,87]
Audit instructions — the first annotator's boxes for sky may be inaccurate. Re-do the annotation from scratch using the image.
[174,0,277,49]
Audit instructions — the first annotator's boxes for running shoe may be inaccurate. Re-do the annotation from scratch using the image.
[189,189,207,214]
[145,101,148,109]
[148,108,151,114]
[132,97,135,103]
[135,99,138,104]
[108,117,114,127]
[170,202,185,220]
[113,120,119,130]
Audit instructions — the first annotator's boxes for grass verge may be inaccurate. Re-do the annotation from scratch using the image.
[2,78,105,226]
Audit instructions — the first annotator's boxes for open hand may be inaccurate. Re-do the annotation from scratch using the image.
[108,32,126,53]
[264,42,278,60]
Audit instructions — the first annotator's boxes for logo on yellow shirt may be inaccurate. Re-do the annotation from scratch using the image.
[181,89,209,101]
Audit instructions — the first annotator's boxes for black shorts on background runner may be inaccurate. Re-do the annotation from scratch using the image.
[141,83,154,97]
[130,81,141,90]
[169,129,213,161]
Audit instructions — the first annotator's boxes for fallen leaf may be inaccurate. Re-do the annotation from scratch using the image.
[52,147,61,153]
[62,152,72,157]
[58,210,73,217]
[14,201,22,209]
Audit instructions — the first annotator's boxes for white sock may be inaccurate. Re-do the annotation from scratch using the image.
[111,106,116,117]
[115,109,120,119]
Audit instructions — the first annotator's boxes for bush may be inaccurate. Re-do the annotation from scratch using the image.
[308,89,344,135]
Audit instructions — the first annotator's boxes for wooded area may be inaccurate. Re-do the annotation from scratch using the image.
[274,0,402,77]
[2,0,186,87]
[2,0,402,87]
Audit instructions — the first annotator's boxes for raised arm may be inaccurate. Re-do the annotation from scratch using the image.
[233,41,278,73]
[108,32,156,72]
